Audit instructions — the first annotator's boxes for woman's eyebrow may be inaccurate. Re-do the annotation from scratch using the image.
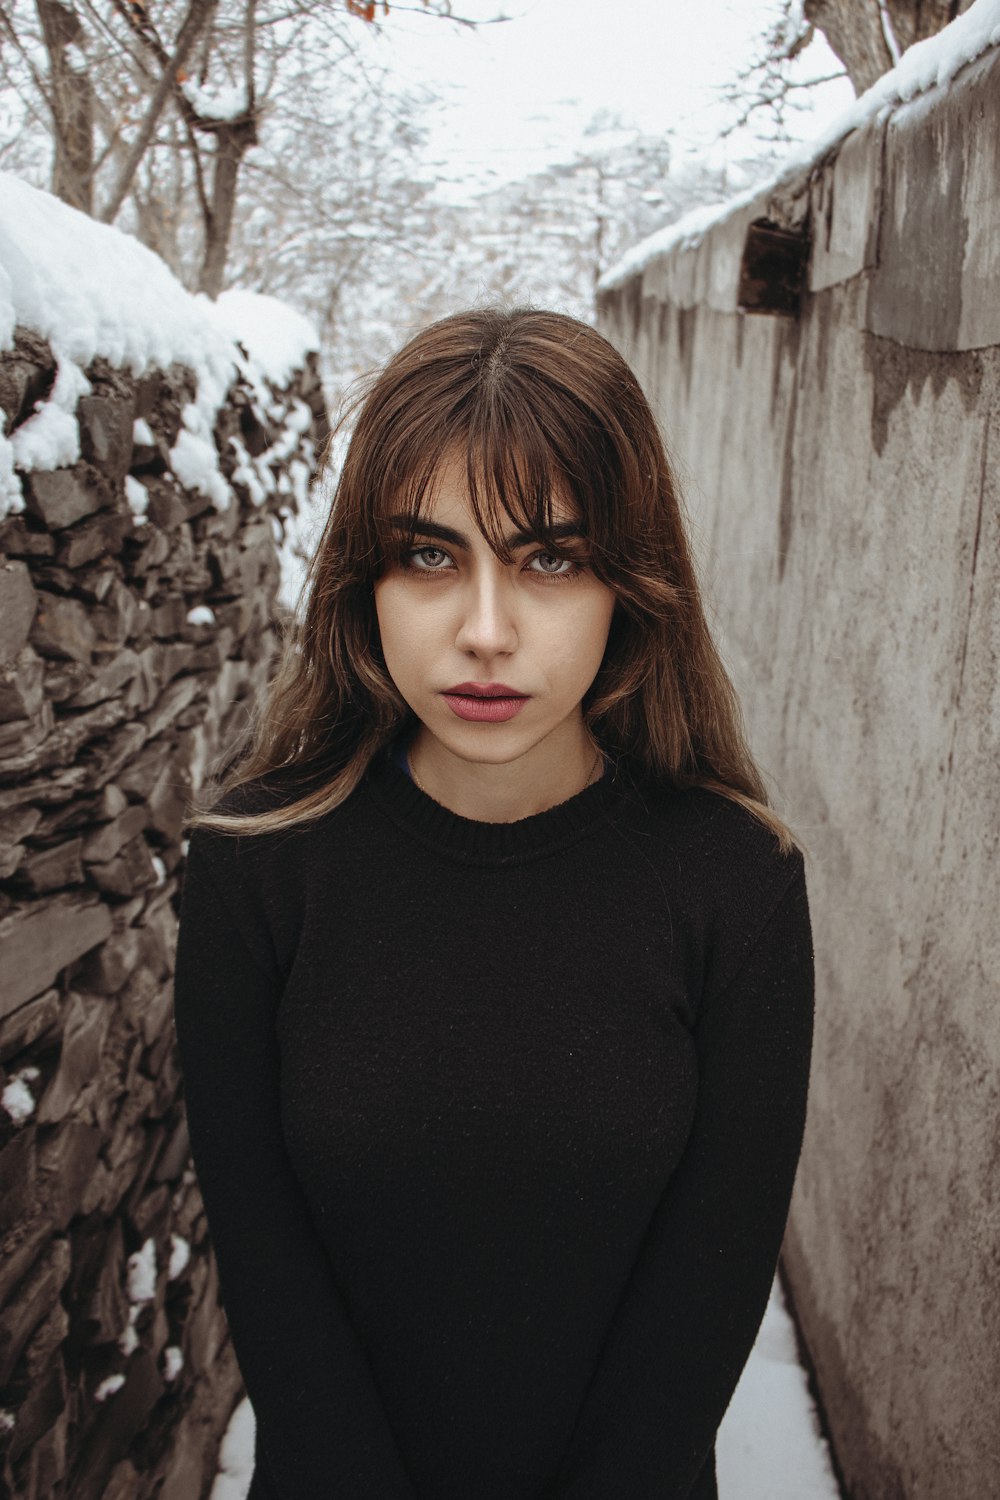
[385,513,585,549]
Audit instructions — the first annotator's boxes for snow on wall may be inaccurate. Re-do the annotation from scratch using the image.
[599,0,1000,291]
[0,172,319,519]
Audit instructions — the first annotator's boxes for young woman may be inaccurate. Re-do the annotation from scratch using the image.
[172,306,815,1500]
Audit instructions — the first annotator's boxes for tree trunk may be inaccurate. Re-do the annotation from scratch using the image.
[804,0,895,93]
[198,118,258,299]
[36,0,94,213]
[886,0,970,53]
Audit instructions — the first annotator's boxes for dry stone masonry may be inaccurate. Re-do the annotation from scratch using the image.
[0,179,328,1500]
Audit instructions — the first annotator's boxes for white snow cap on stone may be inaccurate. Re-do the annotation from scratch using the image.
[1,1067,40,1124]
[126,1237,158,1303]
[599,0,1000,290]
[168,1232,192,1280]
[211,289,319,389]
[94,1374,126,1402]
[0,171,319,520]
[0,172,238,379]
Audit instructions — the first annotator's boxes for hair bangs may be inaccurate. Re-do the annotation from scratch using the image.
[370,386,594,569]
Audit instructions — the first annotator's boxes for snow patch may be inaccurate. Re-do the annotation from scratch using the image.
[210,1395,256,1500]
[126,1237,158,1303]
[94,1374,125,1403]
[168,1232,192,1279]
[181,80,249,123]
[118,1304,141,1357]
[124,474,149,520]
[1,1066,40,1124]
[10,357,91,471]
[211,289,319,388]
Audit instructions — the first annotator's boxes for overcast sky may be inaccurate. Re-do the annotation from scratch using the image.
[369,0,856,201]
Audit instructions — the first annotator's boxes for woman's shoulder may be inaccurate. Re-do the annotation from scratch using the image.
[623,779,811,1006]
[624,774,805,908]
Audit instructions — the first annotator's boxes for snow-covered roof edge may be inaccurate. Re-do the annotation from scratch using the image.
[598,0,1000,293]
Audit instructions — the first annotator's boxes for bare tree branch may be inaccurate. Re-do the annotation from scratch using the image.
[100,0,216,222]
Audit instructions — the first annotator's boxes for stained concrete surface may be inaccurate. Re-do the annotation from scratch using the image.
[598,36,1000,1500]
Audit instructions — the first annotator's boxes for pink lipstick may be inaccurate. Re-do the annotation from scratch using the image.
[442,682,530,723]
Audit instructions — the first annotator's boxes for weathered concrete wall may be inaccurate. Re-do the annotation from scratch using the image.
[0,317,327,1496]
[599,41,1000,1500]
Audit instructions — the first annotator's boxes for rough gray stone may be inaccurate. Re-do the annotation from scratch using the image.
[0,1236,71,1387]
[35,992,111,1126]
[60,649,143,713]
[0,329,55,432]
[13,835,85,895]
[91,578,142,649]
[80,804,148,864]
[77,388,135,483]
[0,647,45,724]
[0,699,54,764]
[28,593,96,665]
[0,561,38,667]
[0,987,61,1065]
[86,833,160,899]
[0,514,55,557]
[23,466,111,531]
[0,895,112,1021]
[54,509,132,570]
[41,657,91,703]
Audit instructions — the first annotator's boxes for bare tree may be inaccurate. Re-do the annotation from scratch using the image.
[0,0,488,298]
[726,0,978,142]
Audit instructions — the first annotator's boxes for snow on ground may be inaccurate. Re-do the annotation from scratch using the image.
[209,1272,841,1500]
[717,1274,840,1499]
[0,172,319,521]
[599,0,1000,290]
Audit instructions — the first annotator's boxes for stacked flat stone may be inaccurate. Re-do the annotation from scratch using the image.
[0,321,328,1500]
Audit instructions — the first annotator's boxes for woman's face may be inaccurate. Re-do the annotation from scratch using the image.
[373,452,618,771]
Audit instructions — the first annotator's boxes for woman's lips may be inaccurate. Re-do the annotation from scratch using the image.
[442,693,529,723]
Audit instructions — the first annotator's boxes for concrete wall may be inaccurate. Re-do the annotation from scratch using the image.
[598,42,1000,1500]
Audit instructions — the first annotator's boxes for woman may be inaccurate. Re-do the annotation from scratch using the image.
[172,306,815,1500]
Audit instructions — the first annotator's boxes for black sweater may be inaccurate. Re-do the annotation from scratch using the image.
[172,746,815,1500]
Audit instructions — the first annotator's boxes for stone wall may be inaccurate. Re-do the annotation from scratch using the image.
[0,315,327,1497]
[597,39,1000,1500]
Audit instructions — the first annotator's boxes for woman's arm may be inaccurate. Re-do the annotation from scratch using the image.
[172,834,419,1500]
[547,861,815,1500]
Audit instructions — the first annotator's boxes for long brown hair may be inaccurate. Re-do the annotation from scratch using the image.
[186,306,804,856]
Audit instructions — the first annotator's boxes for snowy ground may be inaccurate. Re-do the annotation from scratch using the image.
[210,1270,840,1500]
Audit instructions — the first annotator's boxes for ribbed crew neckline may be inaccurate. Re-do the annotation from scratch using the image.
[364,742,641,867]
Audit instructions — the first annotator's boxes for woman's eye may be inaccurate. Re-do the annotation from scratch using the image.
[405,546,452,570]
[399,545,583,579]
[527,552,579,577]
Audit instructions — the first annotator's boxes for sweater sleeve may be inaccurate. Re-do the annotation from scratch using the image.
[546,859,815,1500]
[172,831,419,1500]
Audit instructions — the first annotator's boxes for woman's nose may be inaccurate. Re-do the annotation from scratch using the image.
[453,570,519,657]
